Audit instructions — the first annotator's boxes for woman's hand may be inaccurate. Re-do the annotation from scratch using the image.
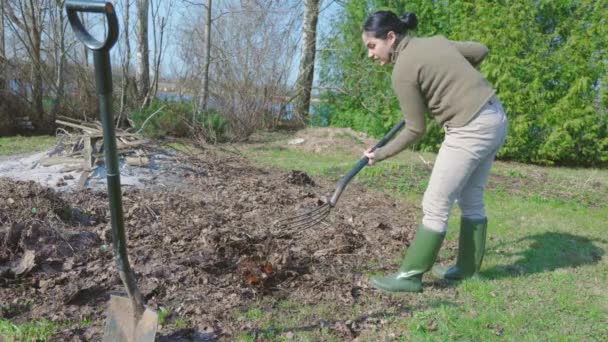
[363,147,376,166]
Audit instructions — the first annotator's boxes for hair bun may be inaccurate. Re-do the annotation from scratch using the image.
[400,12,418,30]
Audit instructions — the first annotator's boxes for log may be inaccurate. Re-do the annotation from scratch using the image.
[57,116,99,129]
[125,156,149,167]
[55,120,101,134]
[117,139,147,150]
[60,165,83,173]
[77,169,91,189]
[40,157,82,167]
[83,135,93,169]
[56,120,137,137]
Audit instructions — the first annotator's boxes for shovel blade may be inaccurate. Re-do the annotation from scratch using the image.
[102,295,158,342]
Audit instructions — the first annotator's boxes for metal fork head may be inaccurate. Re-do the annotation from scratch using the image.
[275,202,332,232]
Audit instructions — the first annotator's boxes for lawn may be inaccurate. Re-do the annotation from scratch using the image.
[0,135,55,156]
[1,131,606,341]
[235,130,608,341]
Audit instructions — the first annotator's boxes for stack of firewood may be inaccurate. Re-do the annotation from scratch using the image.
[42,116,150,189]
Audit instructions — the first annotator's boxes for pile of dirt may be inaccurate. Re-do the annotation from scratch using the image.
[286,127,376,156]
[0,148,419,340]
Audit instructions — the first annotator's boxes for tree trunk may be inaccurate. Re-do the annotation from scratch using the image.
[149,0,170,102]
[151,16,165,97]
[199,0,212,113]
[293,0,320,126]
[31,40,43,128]
[4,0,44,127]
[49,0,66,133]
[0,0,5,91]
[80,13,88,66]
[117,0,131,128]
[27,2,44,126]
[136,0,150,108]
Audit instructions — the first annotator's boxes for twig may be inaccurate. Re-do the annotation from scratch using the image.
[50,215,75,255]
[136,105,167,134]
[145,205,159,221]
[55,127,72,138]
[418,154,431,168]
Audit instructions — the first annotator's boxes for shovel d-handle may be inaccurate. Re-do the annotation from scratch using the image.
[65,0,146,318]
[66,1,118,96]
[66,1,118,52]
[328,120,406,206]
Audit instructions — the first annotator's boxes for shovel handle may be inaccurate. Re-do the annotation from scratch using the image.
[65,0,146,318]
[66,1,118,52]
[328,120,405,206]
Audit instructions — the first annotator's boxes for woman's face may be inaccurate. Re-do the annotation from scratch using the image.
[362,31,396,66]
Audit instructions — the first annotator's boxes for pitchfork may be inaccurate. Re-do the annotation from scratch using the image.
[275,120,405,234]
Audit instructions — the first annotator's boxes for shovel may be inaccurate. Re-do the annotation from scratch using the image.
[65,1,158,341]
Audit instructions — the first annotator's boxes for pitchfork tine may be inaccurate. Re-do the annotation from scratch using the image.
[279,205,331,231]
[278,204,327,224]
[293,208,331,231]
[276,202,327,223]
[276,204,329,228]
[279,208,330,234]
[276,203,331,230]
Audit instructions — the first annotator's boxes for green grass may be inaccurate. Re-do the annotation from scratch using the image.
[165,141,194,154]
[236,131,608,341]
[0,319,58,342]
[157,308,170,325]
[0,317,97,341]
[3,133,607,340]
[0,135,55,156]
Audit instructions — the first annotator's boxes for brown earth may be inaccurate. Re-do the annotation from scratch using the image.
[0,147,421,340]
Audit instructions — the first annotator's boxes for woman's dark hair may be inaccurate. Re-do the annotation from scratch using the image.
[363,11,418,39]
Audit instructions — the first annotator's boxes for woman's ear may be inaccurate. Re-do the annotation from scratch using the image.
[386,31,397,45]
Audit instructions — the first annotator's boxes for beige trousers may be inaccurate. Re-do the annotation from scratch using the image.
[422,96,508,233]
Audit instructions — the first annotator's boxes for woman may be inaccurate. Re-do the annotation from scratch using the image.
[361,11,508,293]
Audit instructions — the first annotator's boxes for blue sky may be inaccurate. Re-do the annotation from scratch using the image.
[66,1,342,86]
[153,0,341,85]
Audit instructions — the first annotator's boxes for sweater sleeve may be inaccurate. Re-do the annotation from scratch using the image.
[450,40,488,67]
[373,79,426,161]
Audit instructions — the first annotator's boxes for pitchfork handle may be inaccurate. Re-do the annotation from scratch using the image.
[328,120,405,206]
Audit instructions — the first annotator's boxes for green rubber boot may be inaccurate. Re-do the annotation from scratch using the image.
[370,224,445,293]
[432,217,487,280]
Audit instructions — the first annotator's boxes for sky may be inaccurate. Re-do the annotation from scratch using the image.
[3,1,341,88]
[144,0,342,85]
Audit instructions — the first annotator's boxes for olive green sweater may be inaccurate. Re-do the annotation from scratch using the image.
[374,35,496,161]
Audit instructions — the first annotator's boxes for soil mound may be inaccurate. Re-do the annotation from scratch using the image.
[0,149,418,340]
[286,127,376,156]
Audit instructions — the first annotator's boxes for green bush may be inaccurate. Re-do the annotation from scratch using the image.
[129,99,191,138]
[317,0,608,166]
[128,99,228,142]
[194,108,229,143]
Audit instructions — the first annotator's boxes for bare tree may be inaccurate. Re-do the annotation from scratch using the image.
[79,13,88,66]
[149,0,172,99]
[198,0,211,113]
[135,0,150,108]
[48,0,67,123]
[175,0,301,140]
[0,0,5,90]
[293,0,320,126]
[117,0,132,127]
[3,0,46,127]
[204,0,301,139]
